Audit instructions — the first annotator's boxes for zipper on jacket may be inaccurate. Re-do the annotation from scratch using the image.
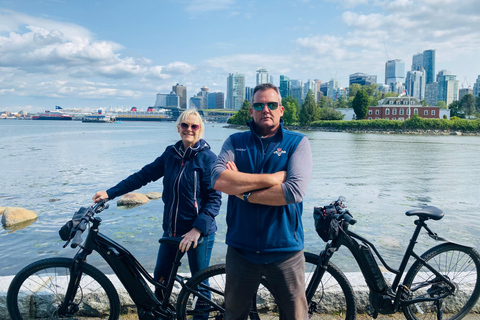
[194,171,198,215]
[169,162,187,237]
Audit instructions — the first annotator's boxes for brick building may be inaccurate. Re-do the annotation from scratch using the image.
[367,97,450,120]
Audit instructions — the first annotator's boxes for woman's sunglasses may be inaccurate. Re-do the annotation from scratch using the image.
[180,122,200,132]
[252,102,279,111]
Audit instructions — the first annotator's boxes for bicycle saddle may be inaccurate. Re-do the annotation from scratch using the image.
[405,206,444,220]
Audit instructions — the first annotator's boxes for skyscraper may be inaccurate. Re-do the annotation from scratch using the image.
[411,53,424,71]
[437,70,458,106]
[226,73,246,111]
[473,75,480,98]
[405,70,425,100]
[279,75,290,99]
[349,72,377,86]
[385,59,405,91]
[423,50,436,84]
[256,68,269,86]
[172,83,187,109]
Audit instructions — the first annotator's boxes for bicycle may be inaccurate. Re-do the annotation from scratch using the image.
[6,200,276,320]
[256,197,480,319]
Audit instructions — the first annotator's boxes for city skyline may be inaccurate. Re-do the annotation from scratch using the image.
[0,1,479,113]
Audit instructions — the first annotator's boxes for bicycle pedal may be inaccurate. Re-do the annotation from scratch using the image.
[365,305,378,319]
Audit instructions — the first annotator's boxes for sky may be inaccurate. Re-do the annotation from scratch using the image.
[0,0,479,113]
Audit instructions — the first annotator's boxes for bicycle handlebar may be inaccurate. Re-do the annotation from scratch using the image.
[61,199,110,248]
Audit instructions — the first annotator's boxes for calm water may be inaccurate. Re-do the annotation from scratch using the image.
[1,120,480,276]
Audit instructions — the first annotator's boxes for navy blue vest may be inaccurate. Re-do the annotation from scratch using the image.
[225,122,306,253]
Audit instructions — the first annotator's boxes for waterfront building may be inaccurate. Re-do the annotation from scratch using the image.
[459,88,473,101]
[473,75,480,98]
[411,53,424,71]
[349,72,377,86]
[256,68,270,86]
[423,49,436,84]
[226,73,246,111]
[172,83,187,109]
[405,70,426,100]
[207,92,225,109]
[368,97,449,120]
[327,79,341,99]
[437,70,459,106]
[291,85,304,105]
[166,91,180,108]
[245,86,254,102]
[425,82,438,106]
[189,86,209,109]
[279,75,291,98]
[319,82,329,97]
[314,79,323,100]
[385,59,405,91]
[154,93,168,107]
[304,79,316,101]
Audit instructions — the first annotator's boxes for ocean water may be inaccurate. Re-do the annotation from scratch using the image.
[1,120,480,276]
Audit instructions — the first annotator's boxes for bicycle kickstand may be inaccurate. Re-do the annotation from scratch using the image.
[435,298,444,320]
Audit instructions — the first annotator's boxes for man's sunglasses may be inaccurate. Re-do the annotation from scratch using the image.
[252,102,279,111]
[180,123,200,132]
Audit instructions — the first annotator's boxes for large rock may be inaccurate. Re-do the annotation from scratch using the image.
[117,193,150,206]
[1,207,37,227]
[144,192,162,200]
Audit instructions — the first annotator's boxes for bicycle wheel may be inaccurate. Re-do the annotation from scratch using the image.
[176,264,279,320]
[7,257,120,320]
[304,252,356,320]
[402,243,480,320]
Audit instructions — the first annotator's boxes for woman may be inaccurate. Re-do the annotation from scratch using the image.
[93,109,221,301]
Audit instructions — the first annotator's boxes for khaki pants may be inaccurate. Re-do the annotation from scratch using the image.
[225,246,308,320]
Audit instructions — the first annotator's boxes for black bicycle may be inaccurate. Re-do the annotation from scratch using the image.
[257,197,480,319]
[6,200,276,320]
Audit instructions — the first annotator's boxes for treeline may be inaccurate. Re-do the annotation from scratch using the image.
[227,83,480,129]
[311,116,480,132]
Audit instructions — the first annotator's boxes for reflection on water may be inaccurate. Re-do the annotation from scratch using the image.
[1,121,480,277]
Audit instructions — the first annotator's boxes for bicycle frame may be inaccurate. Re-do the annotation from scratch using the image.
[309,215,460,314]
[63,216,186,319]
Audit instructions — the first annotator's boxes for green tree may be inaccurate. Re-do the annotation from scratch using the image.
[348,84,362,97]
[299,90,320,126]
[227,99,252,125]
[352,89,369,120]
[448,100,464,118]
[364,84,379,97]
[436,101,447,109]
[460,93,476,117]
[419,99,428,106]
[281,96,299,125]
[319,108,344,120]
[334,95,348,108]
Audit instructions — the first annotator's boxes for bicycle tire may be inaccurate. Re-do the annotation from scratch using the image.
[402,243,480,320]
[304,252,357,320]
[176,264,281,320]
[7,257,120,320]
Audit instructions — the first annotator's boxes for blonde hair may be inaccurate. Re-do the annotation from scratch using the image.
[176,109,205,139]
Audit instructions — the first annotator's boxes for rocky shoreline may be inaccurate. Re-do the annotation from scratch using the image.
[224,124,480,136]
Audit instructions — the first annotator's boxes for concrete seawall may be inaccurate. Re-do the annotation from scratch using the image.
[1,272,479,319]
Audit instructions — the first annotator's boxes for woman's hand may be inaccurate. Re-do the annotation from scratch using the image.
[93,191,109,203]
[179,228,201,252]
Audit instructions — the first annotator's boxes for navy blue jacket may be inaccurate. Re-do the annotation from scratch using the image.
[224,122,306,253]
[107,139,221,237]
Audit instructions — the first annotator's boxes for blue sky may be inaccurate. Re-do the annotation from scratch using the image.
[1,0,479,113]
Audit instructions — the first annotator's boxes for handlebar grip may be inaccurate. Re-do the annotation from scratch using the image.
[71,229,84,248]
[344,213,357,225]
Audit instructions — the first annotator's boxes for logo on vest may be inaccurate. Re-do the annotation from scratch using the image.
[273,148,286,156]
[235,148,247,152]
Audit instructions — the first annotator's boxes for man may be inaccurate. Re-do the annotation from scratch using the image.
[211,83,313,319]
